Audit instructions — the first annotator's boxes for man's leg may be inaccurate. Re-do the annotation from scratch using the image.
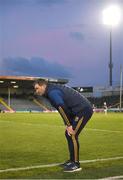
[75,107,93,136]
[65,111,93,163]
[72,107,93,162]
[65,130,74,161]
[64,124,81,172]
[64,117,85,163]
[64,108,93,172]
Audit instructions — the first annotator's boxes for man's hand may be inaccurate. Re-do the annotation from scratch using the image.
[66,125,75,136]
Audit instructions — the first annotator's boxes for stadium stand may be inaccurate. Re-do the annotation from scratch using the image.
[6,97,43,112]
[0,76,67,112]
[89,95,123,108]
[0,76,122,113]
[0,100,6,111]
[35,96,56,111]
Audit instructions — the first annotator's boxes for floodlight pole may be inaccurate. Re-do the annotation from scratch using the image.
[8,87,11,107]
[120,65,122,110]
[109,28,113,87]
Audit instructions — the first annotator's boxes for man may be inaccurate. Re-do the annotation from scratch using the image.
[103,102,108,115]
[34,79,93,172]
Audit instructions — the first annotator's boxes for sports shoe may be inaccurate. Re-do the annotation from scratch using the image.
[64,162,82,172]
[60,160,73,168]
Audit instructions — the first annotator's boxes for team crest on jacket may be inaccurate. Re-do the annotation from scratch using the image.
[75,116,79,122]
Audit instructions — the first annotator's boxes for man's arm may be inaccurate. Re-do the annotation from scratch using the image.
[48,89,71,126]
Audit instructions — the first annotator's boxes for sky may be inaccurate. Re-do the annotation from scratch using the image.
[0,0,123,87]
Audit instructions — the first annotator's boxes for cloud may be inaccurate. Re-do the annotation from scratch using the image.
[36,0,66,6]
[0,0,66,7]
[0,0,29,6]
[70,32,85,41]
[0,57,72,78]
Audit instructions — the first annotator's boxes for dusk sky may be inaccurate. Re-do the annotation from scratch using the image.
[0,0,123,87]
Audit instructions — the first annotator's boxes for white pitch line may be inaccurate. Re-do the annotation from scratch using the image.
[0,156,123,173]
[0,120,64,128]
[79,156,123,163]
[99,175,123,179]
[0,120,122,133]
[86,128,122,133]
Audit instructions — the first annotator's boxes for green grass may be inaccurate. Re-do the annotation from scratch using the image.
[0,112,123,179]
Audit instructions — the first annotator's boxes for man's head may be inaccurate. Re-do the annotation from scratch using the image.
[34,79,48,96]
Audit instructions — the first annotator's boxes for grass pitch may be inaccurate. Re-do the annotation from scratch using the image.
[0,112,123,179]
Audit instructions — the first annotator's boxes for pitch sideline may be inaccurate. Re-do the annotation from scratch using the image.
[0,156,123,173]
[0,120,122,133]
[99,175,123,179]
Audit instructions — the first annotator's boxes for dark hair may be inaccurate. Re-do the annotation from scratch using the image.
[33,79,48,87]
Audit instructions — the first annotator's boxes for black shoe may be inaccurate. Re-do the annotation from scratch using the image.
[64,162,82,172]
[60,160,73,168]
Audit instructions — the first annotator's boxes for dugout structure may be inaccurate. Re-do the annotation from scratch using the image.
[0,76,68,112]
[0,75,68,94]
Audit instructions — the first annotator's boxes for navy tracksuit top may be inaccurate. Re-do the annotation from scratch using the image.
[45,83,92,126]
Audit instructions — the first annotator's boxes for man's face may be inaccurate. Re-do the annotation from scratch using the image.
[34,83,46,96]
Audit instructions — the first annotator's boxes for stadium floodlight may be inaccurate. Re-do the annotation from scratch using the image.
[120,65,122,110]
[13,85,19,88]
[102,5,121,87]
[102,5,121,26]
[0,81,4,83]
[11,81,16,84]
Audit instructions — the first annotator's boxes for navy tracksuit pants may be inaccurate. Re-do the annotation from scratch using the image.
[65,107,93,162]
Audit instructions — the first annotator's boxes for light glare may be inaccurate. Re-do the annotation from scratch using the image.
[103,5,121,26]
[13,85,19,88]
[11,81,16,84]
[0,81,4,83]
